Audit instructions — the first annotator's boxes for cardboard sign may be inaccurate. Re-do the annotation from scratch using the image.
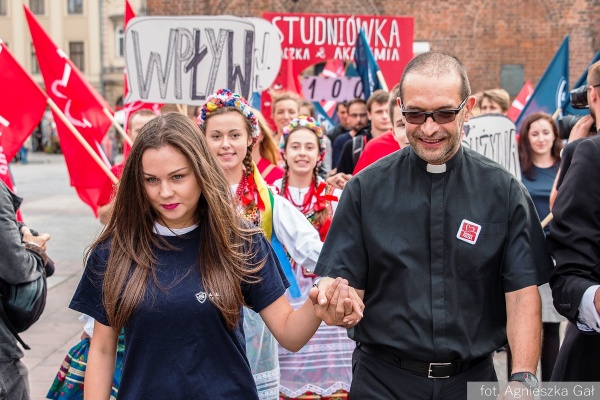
[263,13,413,90]
[302,76,363,101]
[124,16,282,104]
[463,114,521,179]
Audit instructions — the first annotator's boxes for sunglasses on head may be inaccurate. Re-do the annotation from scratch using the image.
[398,97,469,125]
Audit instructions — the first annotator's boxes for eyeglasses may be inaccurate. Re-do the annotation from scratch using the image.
[400,97,469,125]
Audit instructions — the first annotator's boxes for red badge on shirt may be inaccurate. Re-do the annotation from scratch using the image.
[456,219,482,245]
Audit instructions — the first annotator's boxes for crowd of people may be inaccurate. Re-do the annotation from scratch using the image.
[2,51,600,399]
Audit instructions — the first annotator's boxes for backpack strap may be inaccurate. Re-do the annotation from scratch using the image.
[352,135,367,165]
[0,298,31,350]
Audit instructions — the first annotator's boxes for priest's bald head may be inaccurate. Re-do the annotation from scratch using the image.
[398,51,476,165]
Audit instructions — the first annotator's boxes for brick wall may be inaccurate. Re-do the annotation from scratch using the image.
[147,0,600,94]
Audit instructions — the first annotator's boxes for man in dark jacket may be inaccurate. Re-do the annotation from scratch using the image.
[0,180,50,399]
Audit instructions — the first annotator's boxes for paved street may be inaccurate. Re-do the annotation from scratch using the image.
[8,151,516,398]
[10,152,103,399]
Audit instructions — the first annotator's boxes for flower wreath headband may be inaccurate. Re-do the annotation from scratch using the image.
[281,115,327,166]
[197,89,260,142]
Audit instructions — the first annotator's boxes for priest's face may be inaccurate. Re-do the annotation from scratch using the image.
[401,72,475,165]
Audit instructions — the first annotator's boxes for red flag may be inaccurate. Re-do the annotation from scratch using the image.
[507,80,534,122]
[0,40,47,203]
[25,5,112,216]
[273,56,304,97]
[0,40,47,164]
[121,0,162,158]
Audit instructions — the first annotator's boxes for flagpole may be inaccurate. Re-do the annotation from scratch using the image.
[552,108,562,120]
[376,71,389,92]
[541,212,553,228]
[103,107,133,147]
[47,99,119,184]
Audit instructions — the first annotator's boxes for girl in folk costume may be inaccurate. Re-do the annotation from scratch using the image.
[198,89,356,400]
[275,116,353,400]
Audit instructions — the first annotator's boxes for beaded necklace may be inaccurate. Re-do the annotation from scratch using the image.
[283,180,316,215]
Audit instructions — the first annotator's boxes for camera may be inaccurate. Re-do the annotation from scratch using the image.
[570,85,589,109]
[557,114,596,140]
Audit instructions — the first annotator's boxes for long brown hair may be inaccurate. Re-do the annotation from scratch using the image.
[88,113,264,332]
[518,112,563,179]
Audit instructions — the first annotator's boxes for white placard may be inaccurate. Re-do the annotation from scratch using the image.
[462,114,521,179]
[124,16,281,104]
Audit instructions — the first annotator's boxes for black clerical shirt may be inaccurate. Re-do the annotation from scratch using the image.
[316,146,552,362]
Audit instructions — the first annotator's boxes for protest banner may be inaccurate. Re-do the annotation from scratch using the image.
[124,16,281,104]
[463,114,521,179]
[263,13,413,92]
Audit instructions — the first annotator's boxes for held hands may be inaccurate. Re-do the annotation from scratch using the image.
[308,277,364,327]
[325,172,352,190]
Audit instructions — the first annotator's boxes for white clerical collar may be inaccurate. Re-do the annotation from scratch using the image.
[426,163,447,174]
[153,222,199,236]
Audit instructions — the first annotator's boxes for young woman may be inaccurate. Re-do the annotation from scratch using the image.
[69,113,352,399]
[252,109,285,184]
[271,91,300,146]
[275,116,352,399]
[518,112,564,381]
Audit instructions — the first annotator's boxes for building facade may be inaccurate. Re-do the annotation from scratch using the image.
[146,0,600,96]
[1,1,598,104]
[0,0,144,107]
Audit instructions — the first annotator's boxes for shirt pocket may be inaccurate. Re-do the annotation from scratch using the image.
[455,222,507,281]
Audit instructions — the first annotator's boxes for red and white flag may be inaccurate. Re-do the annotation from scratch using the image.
[25,5,113,216]
[0,40,47,190]
[507,80,534,123]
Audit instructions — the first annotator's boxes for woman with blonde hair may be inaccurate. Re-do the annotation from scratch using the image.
[271,91,300,145]
[252,109,284,184]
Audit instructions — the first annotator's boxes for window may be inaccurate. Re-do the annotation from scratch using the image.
[30,0,44,15]
[67,0,83,14]
[31,43,40,74]
[115,26,125,57]
[69,42,84,72]
[0,0,7,16]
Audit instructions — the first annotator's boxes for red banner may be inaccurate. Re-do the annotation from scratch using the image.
[0,40,47,191]
[263,13,414,92]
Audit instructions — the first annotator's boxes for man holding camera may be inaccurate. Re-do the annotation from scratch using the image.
[548,60,600,381]
[0,180,51,399]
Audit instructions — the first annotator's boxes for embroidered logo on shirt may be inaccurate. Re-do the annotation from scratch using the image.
[195,292,207,303]
[456,219,482,245]
[195,291,219,304]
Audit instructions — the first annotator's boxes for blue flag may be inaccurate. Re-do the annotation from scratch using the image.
[312,101,335,133]
[354,28,382,99]
[515,36,569,132]
[562,49,600,116]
